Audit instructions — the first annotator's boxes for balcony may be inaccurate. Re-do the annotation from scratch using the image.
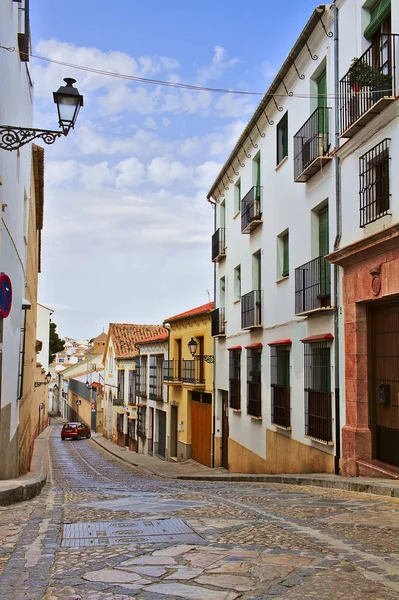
[271,386,291,428]
[212,307,226,337]
[340,34,398,138]
[212,228,226,262]
[163,359,181,384]
[182,359,205,386]
[295,256,332,316]
[293,107,332,182]
[241,290,262,329]
[241,186,262,233]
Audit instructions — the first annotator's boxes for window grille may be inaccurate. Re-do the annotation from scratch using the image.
[271,345,290,427]
[128,370,135,405]
[117,370,125,401]
[229,350,241,410]
[304,341,333,443]
[137,406,146,439]
[359,138,391,227]
[135,363,141,402]
[247,347,262,417]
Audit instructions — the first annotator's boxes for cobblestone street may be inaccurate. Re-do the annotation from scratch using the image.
[1,425,399,599]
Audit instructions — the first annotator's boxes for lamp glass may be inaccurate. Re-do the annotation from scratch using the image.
[188,337,198,357]
[53,78,83,133]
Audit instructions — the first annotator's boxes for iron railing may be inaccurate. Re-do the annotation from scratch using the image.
[212,307,226,336]
[229,379,241,410]
[295,256,331,314]
[182,359,205,385]
[149,378,163,400]
[241,290,262,328]
[340,34,398,136]
[359,138,391,227]
[306,391,333,443]
[247,382,262,417]
[128,392,135,406]
[212,227,226,261]
[163,359,181,382]
[304,340,333,444]
[293,107,331,181]
[271,386,291,428]
[241,186,262,233]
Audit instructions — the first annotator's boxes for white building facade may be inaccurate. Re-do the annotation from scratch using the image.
[208,5,341,474]
[0,0,34,478]
[135,334,169,459]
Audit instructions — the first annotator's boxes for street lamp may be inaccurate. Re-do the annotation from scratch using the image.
[187,337,214,364]
[0,78,83,151]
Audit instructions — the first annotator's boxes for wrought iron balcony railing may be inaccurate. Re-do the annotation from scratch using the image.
[241,290,262,329]
[212,227,226,262]
[293,107,332,182]
[340,34,398,138]
[271,385,291,428]
[305,390,333,444]
[182,359,205,386]
[211,307,226,337]
[241,186,262,233]
[163,359,181,383]
[295,256,332,315]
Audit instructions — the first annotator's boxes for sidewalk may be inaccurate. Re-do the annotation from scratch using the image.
[92,433,399,498]
[0,427,48,506]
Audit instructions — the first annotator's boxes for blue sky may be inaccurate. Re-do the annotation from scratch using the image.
[30,0,324,338]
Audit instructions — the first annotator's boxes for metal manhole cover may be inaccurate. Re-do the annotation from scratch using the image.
[61,517,204,547]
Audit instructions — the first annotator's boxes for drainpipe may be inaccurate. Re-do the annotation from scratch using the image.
[208,196,216,469]
[333,3,342,476]
[163,322,171,461]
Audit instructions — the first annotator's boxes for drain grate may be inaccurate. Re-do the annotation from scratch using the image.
[61,517,204,547]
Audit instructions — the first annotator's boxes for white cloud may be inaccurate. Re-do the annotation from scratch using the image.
[147,157,192,186]
[197,46,239,84]
[143,117,157,130]
[115,157,145,189]
[215,94,255,118]
[194,161,223,189]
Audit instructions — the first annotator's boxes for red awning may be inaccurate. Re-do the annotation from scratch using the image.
[244,343,263,349]
[268,339,292,346]
[301,333,334,343]
[227,346,242,351]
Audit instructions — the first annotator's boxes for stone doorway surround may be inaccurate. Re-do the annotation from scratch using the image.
[328,223,399,476]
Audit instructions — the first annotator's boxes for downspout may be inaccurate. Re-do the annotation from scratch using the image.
[163,321,171,461]
[208,196,216,469]
[333,2,342,476]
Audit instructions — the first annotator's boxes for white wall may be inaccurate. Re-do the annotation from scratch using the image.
[36,304,53,371]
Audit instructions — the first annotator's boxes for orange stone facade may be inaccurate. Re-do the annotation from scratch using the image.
[329,223,399,476]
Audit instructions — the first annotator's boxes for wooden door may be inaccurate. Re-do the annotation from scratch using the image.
[157,410,166,458]
[170,405,178,459]
[370,302,399,467]
[221,391,229,470]
[191,392,212,467]
[128,418,137,452]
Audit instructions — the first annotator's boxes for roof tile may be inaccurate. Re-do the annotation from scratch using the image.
[164,302,214,324]
[110,323,166,358]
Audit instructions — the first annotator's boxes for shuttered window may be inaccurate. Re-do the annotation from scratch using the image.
[282,233,289,277]
[277,112,288,165]
[364,0,391,40]
[318,206,329,257]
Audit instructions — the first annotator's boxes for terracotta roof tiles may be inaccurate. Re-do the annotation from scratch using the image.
[109,323,166,358]
[136,330,169,345]
[164,302,214,324]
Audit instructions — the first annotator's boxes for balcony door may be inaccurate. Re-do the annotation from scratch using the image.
[317,71,328,137]
[318,206,330,302]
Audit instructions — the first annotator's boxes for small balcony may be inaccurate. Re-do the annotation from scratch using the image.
[271,385,291,428]
[293,107,332,182]
[163,359,181,383]
[241,290,262,329]
[212,307,226,337]
[295,256,333,316]
[241,186,262,233]
[182,359,205,387]
[212,228,226,262]
[340,34,398,138]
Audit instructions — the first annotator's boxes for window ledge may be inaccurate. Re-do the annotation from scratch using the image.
[273,423,292,431]
[232,408,241,414]
[233,298,241,304]
[276,275,289,284]
[233,211,240,220]
[305,435,334,447]
[275,155,288,172]
[250,415,262,421]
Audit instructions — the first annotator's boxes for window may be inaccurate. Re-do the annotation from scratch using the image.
[278,231,289,278]
[108,348,114,373]
[149,355,163,400]
[128,370,135,405]
[271,345,290,427]
[117,370,125,401]
[137,406,146,439]
[234,265,241,300]
[247,347,262,417]
[277,112,288,165]
[304,341,333,443]
[229,349,241,410]
[253,153,261,191]
[220,276,226,308]
[135,362,141,403]
[359,139,390,227]
[234,179,241,214]
[140,356,147,397]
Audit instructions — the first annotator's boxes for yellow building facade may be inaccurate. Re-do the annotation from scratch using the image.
[164,302,218,467]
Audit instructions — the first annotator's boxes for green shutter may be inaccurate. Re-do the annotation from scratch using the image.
[364,0,391,40]
[282,234,289,277]
[256,155,261,188]
[318,207,329,257]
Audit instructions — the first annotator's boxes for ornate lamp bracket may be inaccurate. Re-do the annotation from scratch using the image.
[0,126,65,151]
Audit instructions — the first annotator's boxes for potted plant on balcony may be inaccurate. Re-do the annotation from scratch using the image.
[348,57,392,107]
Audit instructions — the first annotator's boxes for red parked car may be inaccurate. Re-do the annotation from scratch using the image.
[61,422,91,440]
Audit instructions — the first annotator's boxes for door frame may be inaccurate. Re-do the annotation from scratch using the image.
[221,390,229,470]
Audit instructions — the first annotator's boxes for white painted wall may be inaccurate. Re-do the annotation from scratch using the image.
[0,1,33,458]
[212,6,338,462]
[36,304,53,371]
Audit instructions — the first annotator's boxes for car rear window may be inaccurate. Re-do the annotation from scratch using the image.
[63,423,77,429]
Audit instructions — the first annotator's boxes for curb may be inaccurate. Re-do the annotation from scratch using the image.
[0,428,48,506]
[176,474,399,498]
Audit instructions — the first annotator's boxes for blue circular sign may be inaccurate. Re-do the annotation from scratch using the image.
[0,274,12,318]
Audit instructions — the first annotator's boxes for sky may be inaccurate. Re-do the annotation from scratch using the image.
[30,0,322,339]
